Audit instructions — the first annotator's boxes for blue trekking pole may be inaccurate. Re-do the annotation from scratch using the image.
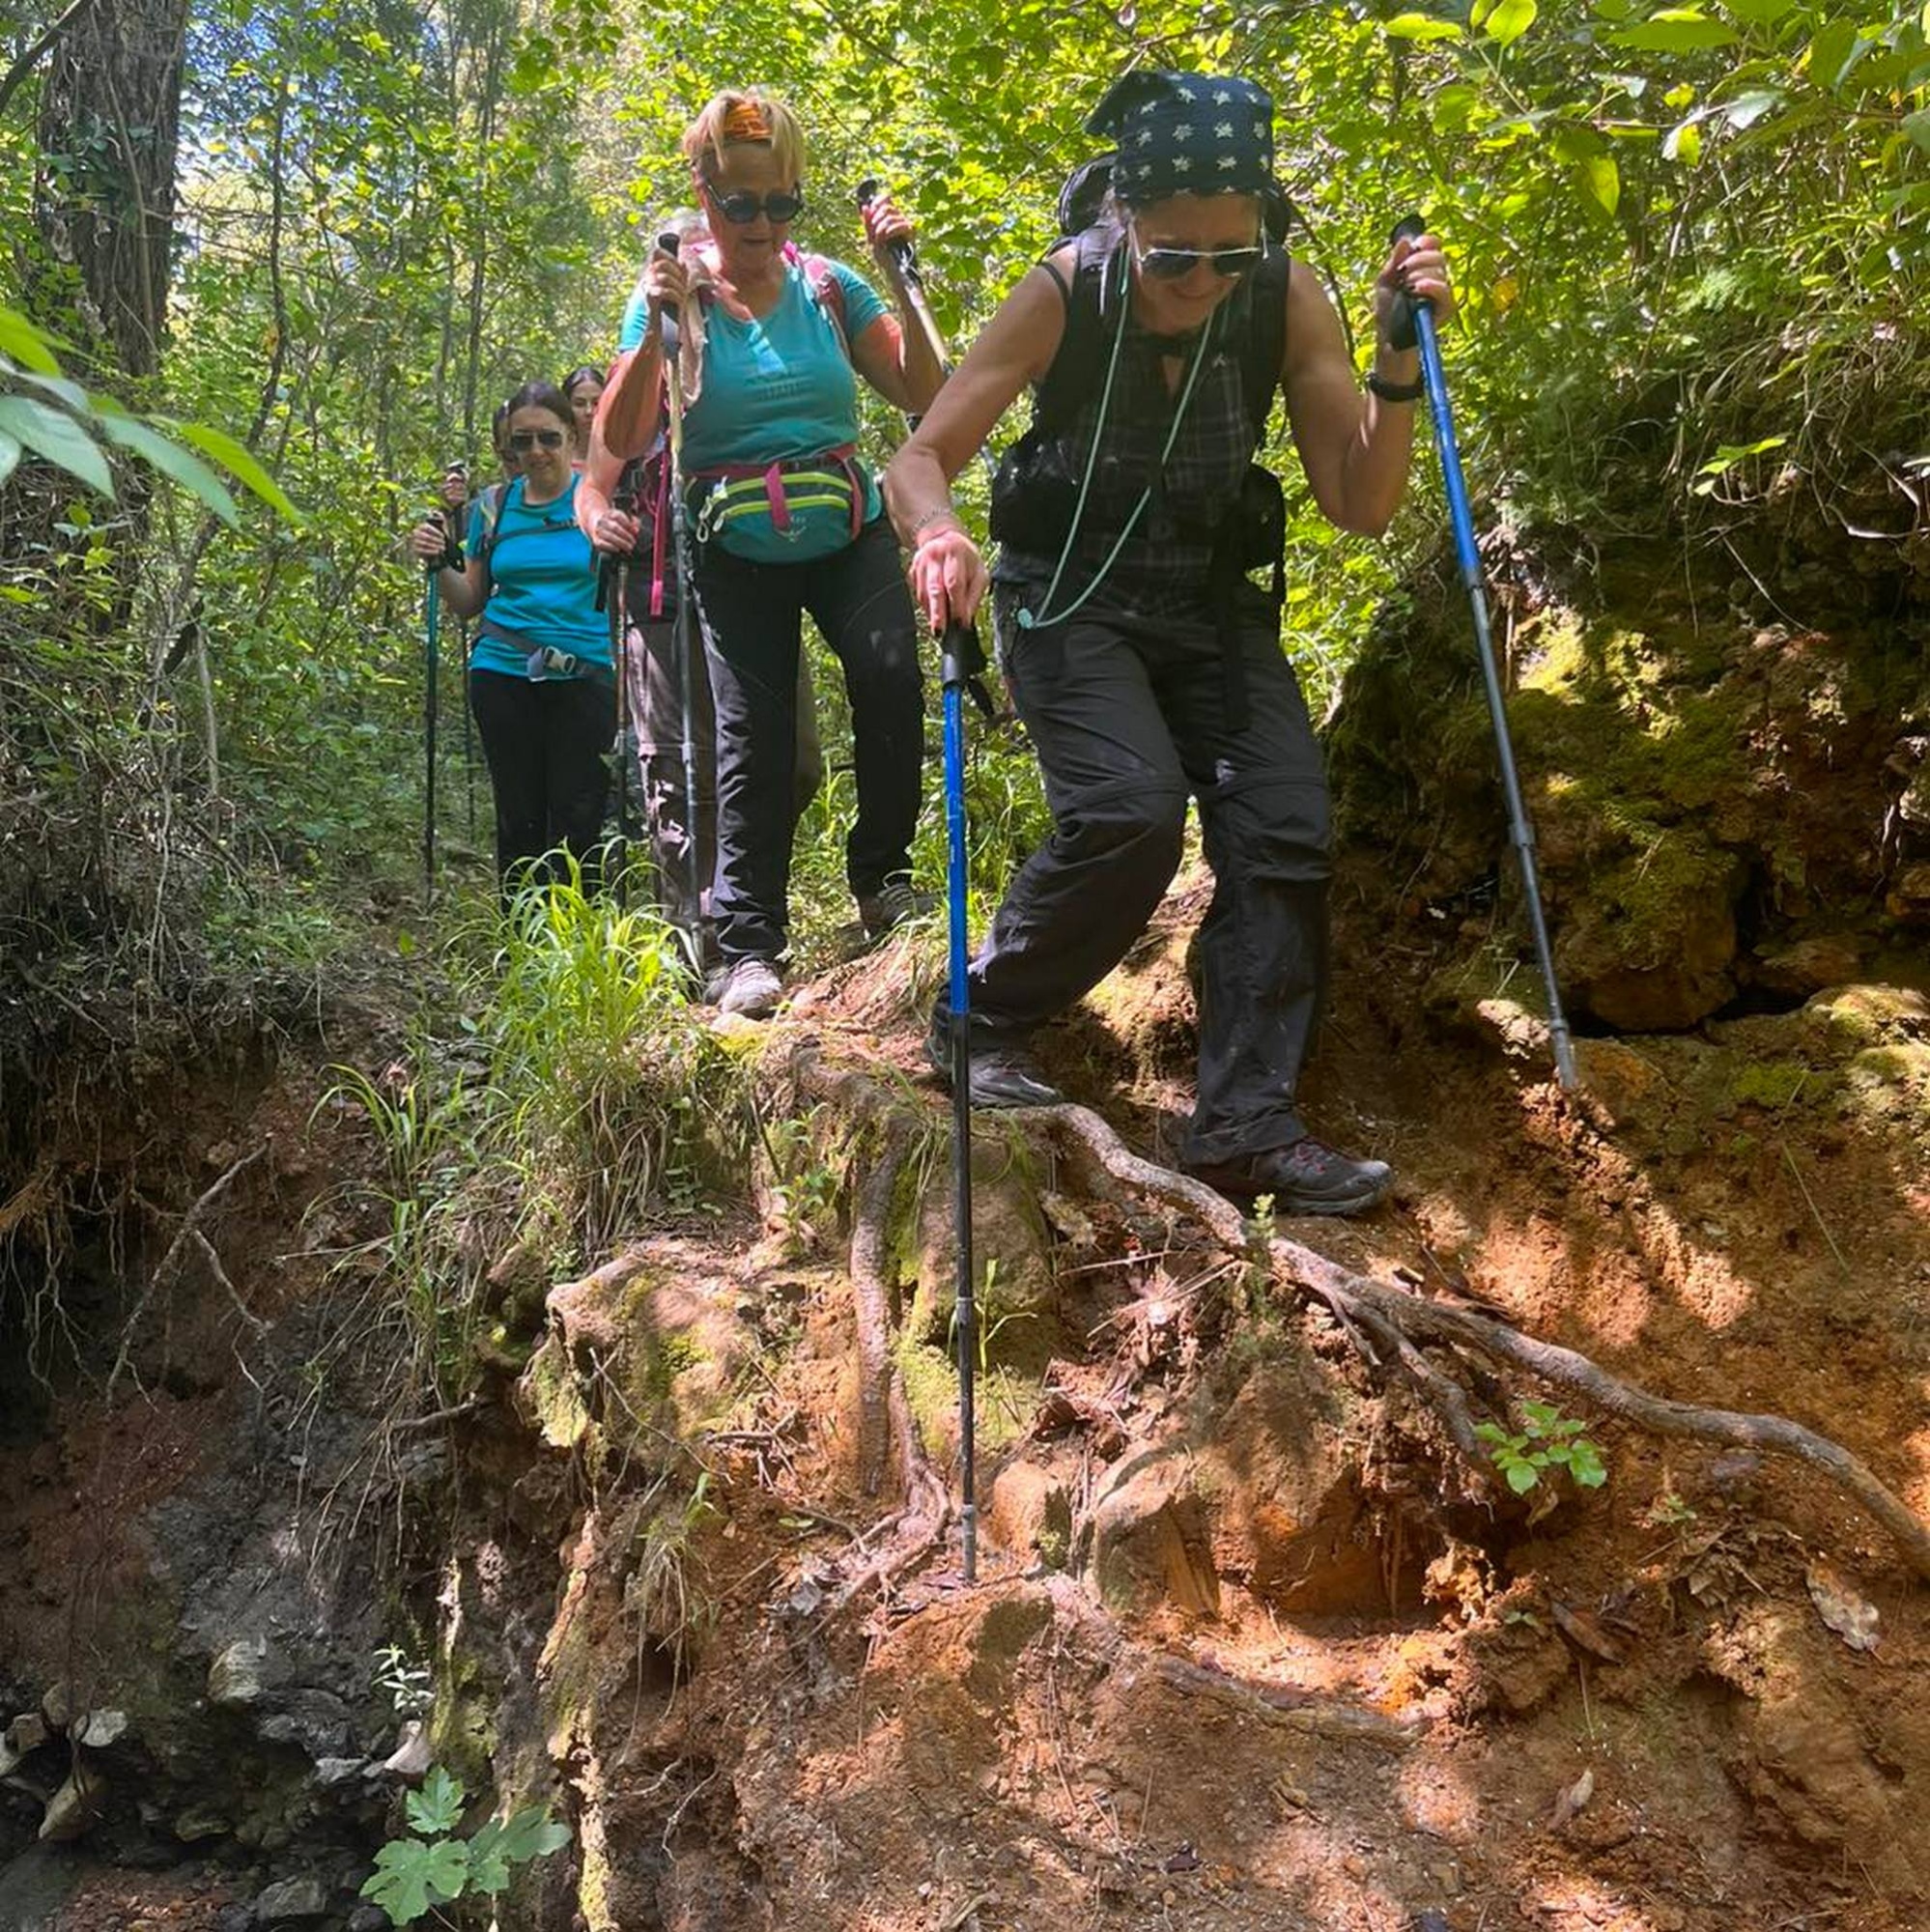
[1393,216,1577,1093]
[942,621,995,1582]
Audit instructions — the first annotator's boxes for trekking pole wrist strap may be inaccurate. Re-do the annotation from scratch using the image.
[1366,369,1424,404]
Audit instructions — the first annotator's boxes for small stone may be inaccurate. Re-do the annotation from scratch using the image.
[76,1709,129,1747]
[215,1905,257,1932]
[40,1767,104,1842]
[313,1756,367,1787]
[41,1681,74,1731]
[6,1711,49,1756]
[382,1719,432,1779]
[254,1875,329,1921]
[175,1805,232,1842]
[208,1637,270,1708]
[346,1907,390,1932]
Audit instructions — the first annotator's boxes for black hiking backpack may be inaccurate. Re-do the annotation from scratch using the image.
[989,152,1295,582]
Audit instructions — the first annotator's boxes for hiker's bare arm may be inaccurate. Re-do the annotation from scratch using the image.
[853,198,945,414]
[596,327,668,465]
[885,257,1070,630]
[1282,232,1454,536]
[407,518,487,618]
[849,313,943,417]
[578,420,642,556]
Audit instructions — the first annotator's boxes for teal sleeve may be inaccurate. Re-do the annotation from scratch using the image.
[831,261,888,340]
[617,283,649,352]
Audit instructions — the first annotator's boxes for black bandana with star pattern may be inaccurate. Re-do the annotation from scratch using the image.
[1086,71,1274,207]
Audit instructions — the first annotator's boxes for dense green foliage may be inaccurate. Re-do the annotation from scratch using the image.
[3,0,1926,969]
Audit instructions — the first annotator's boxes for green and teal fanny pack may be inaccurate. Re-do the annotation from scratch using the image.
[691,446,866,563]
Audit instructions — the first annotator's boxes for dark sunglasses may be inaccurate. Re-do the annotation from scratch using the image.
[1132,234,1266,281]
[508,428,567,452]
[703,185,806,224]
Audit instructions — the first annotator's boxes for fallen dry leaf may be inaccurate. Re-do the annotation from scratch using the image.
[1551,1599,1627,1664]
[1806,1560,1880,1653]
[1547,1766,1595,1832]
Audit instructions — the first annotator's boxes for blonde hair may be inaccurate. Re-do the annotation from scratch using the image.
[681,89,805,187]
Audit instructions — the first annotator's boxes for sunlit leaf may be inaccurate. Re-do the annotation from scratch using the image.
[1663,117,1705,163]
[170,419,302,519]
[1721,87,1782,129]
[0,305,62,376]
[1610,9,1739,52]
[98,415,241,526]
[1382,12,1463,41]
[1580,151,1621,214]
[0,395,114,497]
[1484,0,1537,44]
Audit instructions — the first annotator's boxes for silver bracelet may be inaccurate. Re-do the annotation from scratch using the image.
[909,505,960,538]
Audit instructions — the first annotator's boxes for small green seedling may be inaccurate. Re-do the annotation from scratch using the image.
[1474,1400,1608,1496]
[360,1766,570,1926]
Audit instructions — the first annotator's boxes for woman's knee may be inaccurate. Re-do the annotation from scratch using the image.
[1058,777,1188,875]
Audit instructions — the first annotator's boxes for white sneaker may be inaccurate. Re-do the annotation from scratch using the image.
[705,957,782,1019]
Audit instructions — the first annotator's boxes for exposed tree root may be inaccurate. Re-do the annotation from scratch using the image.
[849,1122,911,1498]
[1045,1103,1930,1582]
[777,1058,1930,1582]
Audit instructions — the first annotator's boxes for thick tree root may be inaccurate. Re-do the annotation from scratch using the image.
[1045,1101,1930,1581]
[849,1122,911,1498]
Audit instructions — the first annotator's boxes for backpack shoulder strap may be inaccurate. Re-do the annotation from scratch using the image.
[800,251,849,357]
[473,479,511,565]
[1031,227,1118,436]
[1239,246,1292,444]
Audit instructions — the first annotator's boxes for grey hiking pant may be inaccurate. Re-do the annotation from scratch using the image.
[968,584,1331,1165]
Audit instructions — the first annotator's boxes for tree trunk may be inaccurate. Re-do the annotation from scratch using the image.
[33,0,188,382]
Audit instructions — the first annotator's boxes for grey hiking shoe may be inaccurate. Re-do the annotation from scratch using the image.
[924,1016,1063,1109]
[704,956,783,1019]
[856,880,935,940]
[1184,1137,1394,1218]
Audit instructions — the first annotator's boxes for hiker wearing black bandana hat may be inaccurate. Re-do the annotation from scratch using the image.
[885,69,1454,1217]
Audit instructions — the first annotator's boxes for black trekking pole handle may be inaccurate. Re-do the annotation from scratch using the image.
[856,176,921,283]
[1390,213,1578,1093]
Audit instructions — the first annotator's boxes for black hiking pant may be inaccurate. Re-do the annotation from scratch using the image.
[623,612,824,947]
[692,516,922,962]
[469,668,613,901]
[969,584,1330,1165]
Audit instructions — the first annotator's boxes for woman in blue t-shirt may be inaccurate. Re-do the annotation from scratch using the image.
[591,88,943,1019]
[411,380,612,899]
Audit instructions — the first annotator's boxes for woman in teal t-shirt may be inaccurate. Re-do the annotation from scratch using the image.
[411,380,613,899]
[590,88,944,1020]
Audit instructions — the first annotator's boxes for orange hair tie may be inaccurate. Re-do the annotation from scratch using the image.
[721,100,773,143]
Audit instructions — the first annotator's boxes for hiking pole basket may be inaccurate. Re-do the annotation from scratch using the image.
[942,621,997,1582]
[1393,216,1578,1093]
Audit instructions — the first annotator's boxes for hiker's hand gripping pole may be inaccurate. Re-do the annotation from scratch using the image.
[1391,215,1578,1093]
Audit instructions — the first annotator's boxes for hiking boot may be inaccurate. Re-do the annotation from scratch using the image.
[1184,1136,1394,1218]
[856,880,935,940]
[924,1016,1063,1109]
[704,956,783,1020]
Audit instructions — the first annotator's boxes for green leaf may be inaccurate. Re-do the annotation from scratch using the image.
[11,369,91,414]
[468,1805,571,1893]
[0,431,19,488]
[1567,1440,1608,1487]
[0,395,114,497]
[0,305,62,377]
[406,1766,467,1836]
[1610,9,1739,52]
[1663,115,1705,162]
[1717,0,1791,22]
[1580,150,1622,214]
[98,415,240,526]
[1720,86,1781,128]
[1905,108,1930,155]
[1504,1461,1541,1495]
[170,419,302,520]
[1383,12,1463,41]
[1484,0,1537,44]
[359,1836,469,1925]
[1804,20,1858,88]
